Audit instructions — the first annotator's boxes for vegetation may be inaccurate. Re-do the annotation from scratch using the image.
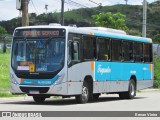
[0,93,24,98]
[154,56,160,88]
[0,50,24,97]
[152,34,160,44]
[0,26,7,35]
[0,49,10,92]
[92,12,128,31]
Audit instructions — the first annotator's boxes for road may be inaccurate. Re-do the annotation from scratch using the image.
[0,89,160,120]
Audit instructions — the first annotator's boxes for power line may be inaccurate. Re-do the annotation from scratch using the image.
[65,0,102,13]
[65,0,88,8]
[88,0,102,6]
[30,0,39,15]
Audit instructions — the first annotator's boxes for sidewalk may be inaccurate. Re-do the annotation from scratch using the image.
[139,88,160,92]
[0,95,33,103]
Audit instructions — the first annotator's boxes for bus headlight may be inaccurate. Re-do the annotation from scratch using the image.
[10,74,19,85]
[54,74,65,85]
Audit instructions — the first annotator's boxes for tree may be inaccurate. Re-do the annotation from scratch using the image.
[0,26,7,35]
[128,28,141,36]
[0,26,7,53]
[152,33,160,43]
[92,12,128,31]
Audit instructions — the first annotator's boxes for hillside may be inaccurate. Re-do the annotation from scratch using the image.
[0,3,160,42]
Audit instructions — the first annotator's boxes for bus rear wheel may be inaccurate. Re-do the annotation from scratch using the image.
[119,79,136,99]
[76,81,89,104]
[33,96,46,103]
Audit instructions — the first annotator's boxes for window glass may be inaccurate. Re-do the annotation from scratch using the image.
[112,40,121,61]
[143,43,152,62]
[134,42,143,62]
[68,41,72,63]
[12,38,65,73]
[68,33,82,63]
[83,36,96,60]
[98,38,110,61]
[122,41,134,61]
[73,42,79,61]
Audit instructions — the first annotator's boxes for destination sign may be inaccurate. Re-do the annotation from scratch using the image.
[14,29,65,37]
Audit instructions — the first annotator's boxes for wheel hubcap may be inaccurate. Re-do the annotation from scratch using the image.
[82,86,88,102]
[130,83,135,96]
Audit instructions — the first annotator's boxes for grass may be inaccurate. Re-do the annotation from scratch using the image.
[0,49,24,97]
[0,49,10,92]
[0,49,16,97]
[0,92,24,98]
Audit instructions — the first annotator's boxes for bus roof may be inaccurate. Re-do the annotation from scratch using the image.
[15,25,152,43]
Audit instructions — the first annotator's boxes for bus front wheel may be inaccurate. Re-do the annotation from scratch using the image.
[33,96,46,103]
[75,81,89,104]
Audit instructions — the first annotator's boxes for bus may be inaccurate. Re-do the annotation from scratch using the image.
[10,25,153,103]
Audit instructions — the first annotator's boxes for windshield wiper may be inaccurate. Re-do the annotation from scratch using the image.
[24,37,34,54]
[45,37,53,45]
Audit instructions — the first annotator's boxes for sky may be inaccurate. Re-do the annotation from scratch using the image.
[0,0,156,21]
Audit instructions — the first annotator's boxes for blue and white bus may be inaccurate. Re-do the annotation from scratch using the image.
[10,25,153,103]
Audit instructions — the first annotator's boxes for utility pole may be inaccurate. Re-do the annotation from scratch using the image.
[45,4,48,14]
[142,0,147,37]
[22,0,29,26]
[61,0,64,26]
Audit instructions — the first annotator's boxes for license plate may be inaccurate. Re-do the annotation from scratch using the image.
[29,90,39,94]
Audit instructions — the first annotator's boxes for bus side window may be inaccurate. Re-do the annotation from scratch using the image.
[134,42,143,62]
[111,39,121,61]
[129,42,134,61]
[143,43,153,63]
[83,36,96,60]
[68,41,79,62]
[68,41,72,63]
[98,38,110,61]
[73,42,79,61]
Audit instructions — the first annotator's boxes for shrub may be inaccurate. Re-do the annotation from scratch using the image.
[154,56,160,88]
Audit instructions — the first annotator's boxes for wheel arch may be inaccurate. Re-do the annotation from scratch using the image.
[83,75,93,94]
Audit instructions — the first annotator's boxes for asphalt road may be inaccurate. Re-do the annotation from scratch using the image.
[0,89,160,120]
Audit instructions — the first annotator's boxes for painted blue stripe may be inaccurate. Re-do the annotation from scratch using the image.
[94,32,149,43]
[95,61,152,81]
[20,75,59,86]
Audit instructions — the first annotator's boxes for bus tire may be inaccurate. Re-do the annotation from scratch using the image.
[33,96,46,103]
[75,81,89,104]
[119,79,136,99]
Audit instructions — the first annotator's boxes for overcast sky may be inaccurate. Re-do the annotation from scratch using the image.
[0,0,156,21]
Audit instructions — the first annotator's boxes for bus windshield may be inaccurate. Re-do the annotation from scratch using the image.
[11,37,65,73]
[11,28,65,76]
